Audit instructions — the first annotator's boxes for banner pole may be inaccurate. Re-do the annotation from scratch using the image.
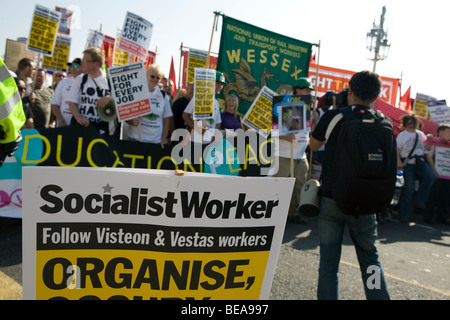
[398,70,403,108]
[206,12,219,69]
[178,42,183,89]
[137,125,142,142]
[34,53,42,83]
[290,141,294,178]
[308,40,321,180]
[52,37,61,87]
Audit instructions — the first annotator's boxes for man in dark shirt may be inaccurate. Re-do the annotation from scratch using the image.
[172,83,193,130]
[309,70,390,300]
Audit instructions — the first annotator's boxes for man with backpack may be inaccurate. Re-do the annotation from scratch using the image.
[310,71,395,300]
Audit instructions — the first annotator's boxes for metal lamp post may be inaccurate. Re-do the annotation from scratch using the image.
[366,6,390,72]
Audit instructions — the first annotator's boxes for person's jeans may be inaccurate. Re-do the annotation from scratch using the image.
[398,162,436,220]
[317,196,390,300]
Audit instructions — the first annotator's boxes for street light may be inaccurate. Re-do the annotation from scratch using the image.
[366,6,390,72]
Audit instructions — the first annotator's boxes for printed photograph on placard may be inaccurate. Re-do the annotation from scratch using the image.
[278,101,306,136]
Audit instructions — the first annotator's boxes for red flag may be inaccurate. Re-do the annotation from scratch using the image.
[102,35,116,69]
[399,85,412,111]
[169,56,177,97]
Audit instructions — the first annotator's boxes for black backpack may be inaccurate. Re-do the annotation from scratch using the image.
[329,106,397,216]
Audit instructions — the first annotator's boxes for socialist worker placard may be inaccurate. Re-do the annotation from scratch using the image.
[22,167,294,300]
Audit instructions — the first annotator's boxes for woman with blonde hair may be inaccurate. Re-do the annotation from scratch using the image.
[220,93,244,130]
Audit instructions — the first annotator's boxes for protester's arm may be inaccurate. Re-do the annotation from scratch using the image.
[68,101,90,127]
[67,77,89,127]
[126,118,140,126]
[279,135,295,142]
[397,148,404,170]
[161,117,170,148]
[309,136,325,152]
[182,112,194,130]
[51,104,66,127]
[23,118,34,129]
[426,152,438,176]
[50,82,66,126]
[309,108,337,151]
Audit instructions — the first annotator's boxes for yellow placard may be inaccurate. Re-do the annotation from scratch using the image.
[42,35,70,71]
[193,69,216,120]
[242,86,277,136]
[414,99,428,119]
[187,49,208,85]
[244,96,273,133]
[36,250,269,300]
[27,5,60,56]
[113,34,129,66]
[194,80,215,118]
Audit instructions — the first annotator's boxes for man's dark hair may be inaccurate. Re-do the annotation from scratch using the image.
[349,70,382,102]
[437,123,450,134]
[18,58,33,71]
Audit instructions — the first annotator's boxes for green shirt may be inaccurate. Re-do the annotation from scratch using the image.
[31,86,53,128]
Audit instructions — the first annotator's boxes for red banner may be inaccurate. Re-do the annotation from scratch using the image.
[309,64,399,106]
[181,49,218,89]
[131,50,156,70]
[102,35,116,69]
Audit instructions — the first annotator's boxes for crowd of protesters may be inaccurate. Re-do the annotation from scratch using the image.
[7,50,450,228]
[3,49,450,303]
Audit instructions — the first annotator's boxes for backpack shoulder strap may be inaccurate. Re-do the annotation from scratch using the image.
[375,110,393,125]
[375,110,384,119]
[325,112,343,141]
[80,73,89,92]
[324,107,352,141]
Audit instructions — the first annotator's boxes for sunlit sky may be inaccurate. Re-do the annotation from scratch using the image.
[1,0,449,104]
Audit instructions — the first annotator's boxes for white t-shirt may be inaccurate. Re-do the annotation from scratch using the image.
[184,98,222,143]
[122,88,173,143]
[67,72,116,135]
[396,129,431,164]
[50,75,82,126]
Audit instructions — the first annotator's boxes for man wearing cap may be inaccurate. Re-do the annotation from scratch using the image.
[50,58,83,127]
[274,77,314,224]
[182,70,224,144]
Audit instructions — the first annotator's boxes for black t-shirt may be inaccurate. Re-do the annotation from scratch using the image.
[172,97,190,130]
[311,105,374,197]
[22,99,34,120]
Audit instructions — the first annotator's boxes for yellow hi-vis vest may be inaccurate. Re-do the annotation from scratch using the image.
[0,57,26,144]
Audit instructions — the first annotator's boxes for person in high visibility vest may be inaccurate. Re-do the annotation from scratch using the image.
[0,57,26,167]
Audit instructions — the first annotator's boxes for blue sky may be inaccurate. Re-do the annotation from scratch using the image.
[1,0,449,104]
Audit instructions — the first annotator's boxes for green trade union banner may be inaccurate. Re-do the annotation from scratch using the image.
[217,16,312,115]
